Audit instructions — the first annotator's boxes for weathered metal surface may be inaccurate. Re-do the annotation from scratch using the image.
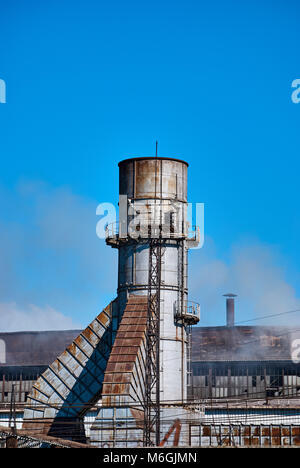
[1,156,199,417]
[0,330,81,366]
[0,424,94,448]
[89,295,200,448]
[3,155,203,447]
[2,326,300,407]
[90,295,148,447]
[22,300,117,440]
[225,295,235,327]
[119,157,188,202]
[111,156,198,405]
[191,360,300,400]
[192,326,294,362]
[159,419,182,447]
[189,424,300,447]
[0,324,296,369]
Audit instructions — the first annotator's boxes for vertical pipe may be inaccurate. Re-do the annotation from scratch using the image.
[226,299,234,327]
[247,367,249,400]
[133,160,136,199]
[223,294,237,327]
[19,374,22,403]
[228,367,231,399]
[208,368,212,398]
[2,374,4,403]
[264,367,267,404]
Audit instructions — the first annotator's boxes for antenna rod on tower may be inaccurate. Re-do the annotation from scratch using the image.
[156,141,158,157]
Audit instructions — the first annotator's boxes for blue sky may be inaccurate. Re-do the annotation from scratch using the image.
[0,0,300,330]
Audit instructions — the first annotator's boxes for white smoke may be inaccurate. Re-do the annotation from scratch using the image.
[0,302,81,332]
[189,238,300,326]
[0,180,117,332]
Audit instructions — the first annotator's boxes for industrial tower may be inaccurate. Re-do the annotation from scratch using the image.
[22,156,200,447]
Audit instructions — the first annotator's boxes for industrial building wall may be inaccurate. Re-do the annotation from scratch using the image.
[0,330,81,367]
[2,408,300,447]
[189,424,300,447]
[0,368,45,404]
[191,361,300,400]
[2,326,300,446]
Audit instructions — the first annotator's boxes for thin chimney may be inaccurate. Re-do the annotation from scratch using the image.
[223,293,237,327]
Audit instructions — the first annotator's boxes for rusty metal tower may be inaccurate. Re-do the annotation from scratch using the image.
[23,155,201,447]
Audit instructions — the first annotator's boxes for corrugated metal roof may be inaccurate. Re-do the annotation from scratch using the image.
[0,330,81,366]
[0,323,298,367]
[192,326,295,362]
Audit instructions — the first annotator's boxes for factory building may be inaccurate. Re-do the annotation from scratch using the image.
[1,315,300,447]
[191,296,300,401]
[0,156,300,447]
[14,156,202,447]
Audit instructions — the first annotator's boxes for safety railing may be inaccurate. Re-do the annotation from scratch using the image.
[174,300,200,324]
[105,221,200,244]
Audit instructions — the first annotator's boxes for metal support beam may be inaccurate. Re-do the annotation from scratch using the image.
[159,419,182,447]
[144,238,163,447]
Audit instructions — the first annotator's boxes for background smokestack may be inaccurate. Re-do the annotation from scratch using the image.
[223,293,237,327]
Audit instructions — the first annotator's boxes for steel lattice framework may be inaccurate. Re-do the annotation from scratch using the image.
[143,237,163,447]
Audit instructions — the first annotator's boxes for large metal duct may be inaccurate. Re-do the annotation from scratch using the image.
[22,300,118,441]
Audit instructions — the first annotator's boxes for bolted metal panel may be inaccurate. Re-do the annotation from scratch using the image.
[119,157,188,202]
[90,295,148,447]
[22,300,118,441]
[189,424,300,447]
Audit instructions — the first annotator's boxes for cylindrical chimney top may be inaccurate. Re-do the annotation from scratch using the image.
[223,293,237,327]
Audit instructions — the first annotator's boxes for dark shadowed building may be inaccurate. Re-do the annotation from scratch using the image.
[190,325,300,400]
